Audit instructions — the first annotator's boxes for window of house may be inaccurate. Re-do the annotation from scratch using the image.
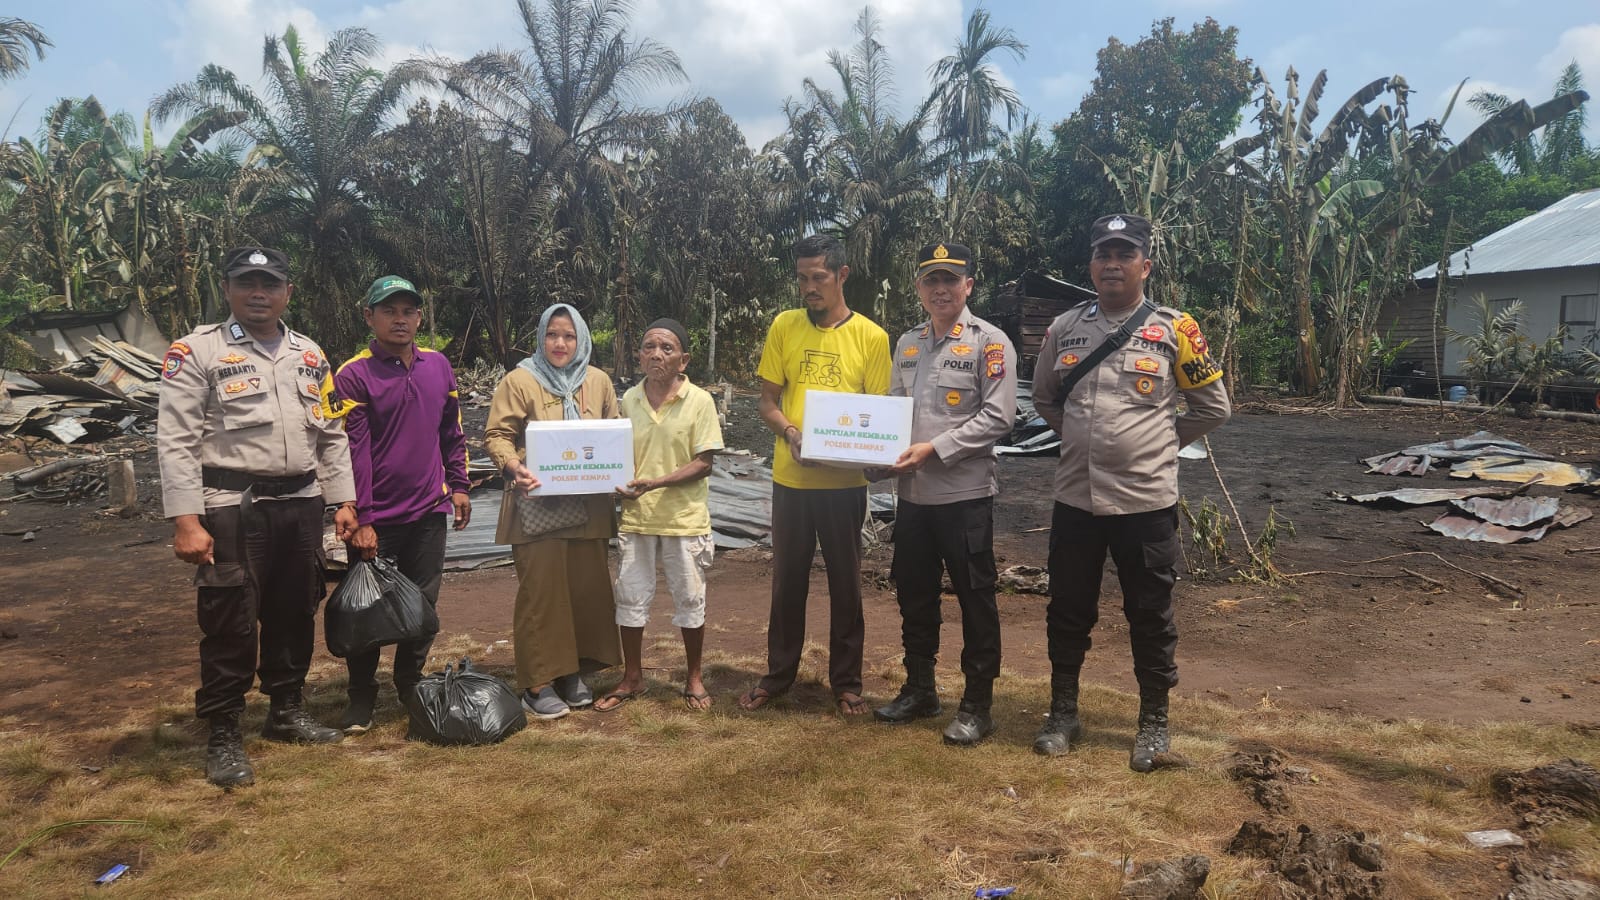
[1561,293,1598,352]
[1488,297,1520,334]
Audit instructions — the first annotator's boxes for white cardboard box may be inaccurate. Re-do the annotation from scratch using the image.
[799,391,913,468]
[524,419,634,495]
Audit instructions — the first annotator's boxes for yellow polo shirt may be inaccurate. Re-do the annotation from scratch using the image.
[757,308,892,490]
[619,377,724,535]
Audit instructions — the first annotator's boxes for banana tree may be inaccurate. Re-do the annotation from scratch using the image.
[101,108,246,334]
[1251,67,1396,395]
[0,99,124,308]
[1086,130,1267,309]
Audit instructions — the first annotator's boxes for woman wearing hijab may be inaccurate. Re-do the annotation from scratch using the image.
[483,304,623,719]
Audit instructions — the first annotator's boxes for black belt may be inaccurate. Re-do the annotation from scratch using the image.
[202,467,316,496]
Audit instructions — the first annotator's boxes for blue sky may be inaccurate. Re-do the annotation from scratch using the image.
[5,1,1598,150]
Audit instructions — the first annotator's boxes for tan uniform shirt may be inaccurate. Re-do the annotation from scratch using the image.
[890,308,1018,505]
[157,317,355,517]
[1031,297,1230,516]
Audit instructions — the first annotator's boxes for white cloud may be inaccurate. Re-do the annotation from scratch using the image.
[625,0,960,146]
[1538,23,1600,86]
[163,0,331,79]
[1443,26,1505,57]
[352,0,519,62]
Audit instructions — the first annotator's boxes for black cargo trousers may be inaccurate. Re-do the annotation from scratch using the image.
[1045,502,1180,692]
[192,498,326,719]
[891,496,1002,705]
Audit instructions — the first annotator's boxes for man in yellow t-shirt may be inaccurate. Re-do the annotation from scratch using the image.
[738,234,891,716]
[598,319,725,712]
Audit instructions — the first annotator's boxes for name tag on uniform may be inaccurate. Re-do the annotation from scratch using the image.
[1125,355,1168,378]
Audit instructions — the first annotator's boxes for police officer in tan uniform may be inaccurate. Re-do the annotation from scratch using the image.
[1029,214,1230,771]
[158,246,359,788]
[873,240,1018,746]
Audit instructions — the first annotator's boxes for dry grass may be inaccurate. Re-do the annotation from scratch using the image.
[3,646,1599,899]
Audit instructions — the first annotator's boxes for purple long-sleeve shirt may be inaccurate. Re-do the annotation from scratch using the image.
[332,342,470,527]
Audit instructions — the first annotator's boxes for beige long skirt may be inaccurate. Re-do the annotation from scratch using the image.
[511,538,622,689]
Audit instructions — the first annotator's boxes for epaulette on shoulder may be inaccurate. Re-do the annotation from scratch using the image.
[1052,304,1090,328]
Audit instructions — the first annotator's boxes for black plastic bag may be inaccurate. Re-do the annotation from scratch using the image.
[405,657,527,745]
[324,556,439,658]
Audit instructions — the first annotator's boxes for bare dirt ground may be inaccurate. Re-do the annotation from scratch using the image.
[4,398,1600,757]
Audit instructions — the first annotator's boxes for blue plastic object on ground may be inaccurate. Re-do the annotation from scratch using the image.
[974,889,1017,899]
[95,864,129,885]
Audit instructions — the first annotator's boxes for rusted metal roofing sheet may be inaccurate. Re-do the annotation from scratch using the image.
[1415,187,1600,278]
[1428,499,1591,543]
[1555,506,1595,529]
[1448,496,1559,528]
[1428,512,1552,543]
[1331,484,1528,506]
[1361,431,1552,470]
[1368,454,1431,476]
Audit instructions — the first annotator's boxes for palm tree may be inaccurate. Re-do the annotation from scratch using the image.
[1469,62,1591,176]
[805,8,947,325]
[443,0,685,324]
[929,7,1026,164]
[154,26,429,352]
[758,98,831,247]
[0,17,50,82]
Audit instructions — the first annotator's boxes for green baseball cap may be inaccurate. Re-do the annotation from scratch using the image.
[364,274,421,307]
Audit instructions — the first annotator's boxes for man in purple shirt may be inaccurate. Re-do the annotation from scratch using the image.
[327,275,471,732]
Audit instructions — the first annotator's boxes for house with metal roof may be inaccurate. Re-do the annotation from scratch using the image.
[1379,187,1600,407]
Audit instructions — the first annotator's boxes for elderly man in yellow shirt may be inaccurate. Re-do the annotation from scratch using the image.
[598,318,725,711]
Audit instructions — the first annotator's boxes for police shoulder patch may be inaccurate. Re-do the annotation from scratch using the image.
[983,342,1006,380]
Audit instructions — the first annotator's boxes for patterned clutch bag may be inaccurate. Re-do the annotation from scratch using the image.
[515,493,589,537]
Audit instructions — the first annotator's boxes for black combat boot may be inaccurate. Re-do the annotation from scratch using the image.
[873,655,942,723]
[339,685,378,735]
[1129,686,1171,773]
[1032,674,1084,757]
[941,700,995,746]
[205,713,254,789]
[262,691,344,744]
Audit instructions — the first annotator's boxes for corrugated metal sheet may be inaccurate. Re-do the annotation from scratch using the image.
[1428,511,1552,543]
[445,489,512,568]
[1415,188,1600,278]
[1331,484,1525,506]
[1448,496,1559,528]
